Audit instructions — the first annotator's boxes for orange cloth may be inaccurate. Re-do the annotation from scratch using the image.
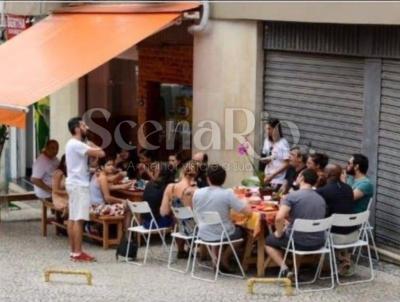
[231,209,277,238]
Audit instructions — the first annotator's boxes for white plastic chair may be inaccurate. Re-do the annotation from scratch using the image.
[353,198,379,263]
[330,211,374,285]
[167,206,197,273]
[125,201,170,265]
[279,216,334,293]
[191,211,246,282]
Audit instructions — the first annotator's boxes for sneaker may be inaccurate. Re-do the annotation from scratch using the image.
[71,252,96,262]
[280,268,294,280]
[339,263,355,277]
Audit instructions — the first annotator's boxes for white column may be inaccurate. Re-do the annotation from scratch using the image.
[50,81,79,153]
[193,20,264,187]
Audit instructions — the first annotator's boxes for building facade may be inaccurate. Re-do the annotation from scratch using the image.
[2,1,400,254]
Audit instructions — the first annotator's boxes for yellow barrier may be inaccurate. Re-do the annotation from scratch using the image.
[44,269,93,286]
[247,277,293,296]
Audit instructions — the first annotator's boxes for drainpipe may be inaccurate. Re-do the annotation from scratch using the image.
[188,0,209,34]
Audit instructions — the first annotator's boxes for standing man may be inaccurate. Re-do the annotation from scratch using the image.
[31,140,59,200]
[66,117,105,262]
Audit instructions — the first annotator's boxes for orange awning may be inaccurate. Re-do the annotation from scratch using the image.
[0,3,199,128]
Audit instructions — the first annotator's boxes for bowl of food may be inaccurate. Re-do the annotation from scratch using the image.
[263,195,272,201]
[248,195,262,205]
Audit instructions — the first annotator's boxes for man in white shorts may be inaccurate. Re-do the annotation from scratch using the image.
[65,117,105,262]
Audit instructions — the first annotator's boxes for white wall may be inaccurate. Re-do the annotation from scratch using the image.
[50,81,79,153]
[193,20,264,187]
[4,2,63,16]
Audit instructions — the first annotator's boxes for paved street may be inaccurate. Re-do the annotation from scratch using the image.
[1,206,400,302]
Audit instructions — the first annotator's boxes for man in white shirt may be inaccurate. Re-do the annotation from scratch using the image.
[31,140,59,199]
[66,117,105,262]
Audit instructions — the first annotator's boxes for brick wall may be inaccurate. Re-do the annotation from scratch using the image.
[137,44,193,126]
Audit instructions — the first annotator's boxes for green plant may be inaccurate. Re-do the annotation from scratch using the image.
[237,140,266,188]
[0,125,9,159]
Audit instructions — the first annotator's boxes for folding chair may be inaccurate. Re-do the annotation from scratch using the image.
[353,198,379,263]
[330,211,374,285]
[191,211,246,282]
[167,206,197,273]
[279,216,334,293]
[125,201,170,265]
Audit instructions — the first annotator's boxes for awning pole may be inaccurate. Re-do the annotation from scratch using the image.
[0,104,29,113]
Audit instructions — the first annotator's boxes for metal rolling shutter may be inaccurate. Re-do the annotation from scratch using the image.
[376,59,400,250]
[264,51,364,164]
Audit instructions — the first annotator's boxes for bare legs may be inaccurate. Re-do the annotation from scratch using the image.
[68,220,83,254]
[265,246,285,268]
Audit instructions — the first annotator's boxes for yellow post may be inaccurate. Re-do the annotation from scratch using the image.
[44,269,93,286]
[247,278,293,296]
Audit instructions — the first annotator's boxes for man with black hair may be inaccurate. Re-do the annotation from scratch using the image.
[65,117,105,262]
[192,151,208,188]
[265,168,326,278]
[168,151,183,181]
[193,164,251,271]
[280,146,307,194]
[344,154,374,213]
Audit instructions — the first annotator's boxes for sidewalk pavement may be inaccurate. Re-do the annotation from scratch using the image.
[1,204,400,302]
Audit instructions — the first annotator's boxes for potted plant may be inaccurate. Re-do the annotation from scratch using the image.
[238,140,272,197]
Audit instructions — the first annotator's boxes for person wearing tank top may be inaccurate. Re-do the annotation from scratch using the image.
[89,156,133,225]
[160,160,199,259]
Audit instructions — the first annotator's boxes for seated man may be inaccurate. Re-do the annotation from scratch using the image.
[168,151,183,182]
[279,146,307,194]
[193,164,251,271]
[317,164,358,276]
[345,154,374,213]
[31,140,60,200]
[192,152,208,188]
[265,169,326,277]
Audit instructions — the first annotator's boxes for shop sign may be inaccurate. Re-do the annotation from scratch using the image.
[5,14,32,40]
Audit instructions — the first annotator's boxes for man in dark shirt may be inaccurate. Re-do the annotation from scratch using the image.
[316,164,359,276]
[317,164,357,235]
[193,152,209,188]
[280,147,307,194]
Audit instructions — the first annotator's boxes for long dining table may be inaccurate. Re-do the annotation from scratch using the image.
[231,193,279,277]
[114,188,144,202]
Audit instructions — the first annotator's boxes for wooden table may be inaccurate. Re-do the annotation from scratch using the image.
[0,192,37,222]
[41,199,124,249]
[232,204,278,277]
[114,189,144,202]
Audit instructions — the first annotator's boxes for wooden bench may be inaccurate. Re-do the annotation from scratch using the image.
[41,199,124,249]
[0,192,37,222]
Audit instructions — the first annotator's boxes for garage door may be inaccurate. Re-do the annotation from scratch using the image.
[375,59,400,250]
[264,51,365,164]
